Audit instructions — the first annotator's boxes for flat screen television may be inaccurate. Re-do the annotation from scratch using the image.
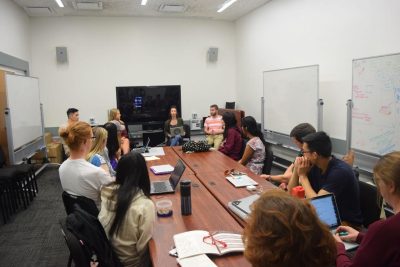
[116,85,181,125]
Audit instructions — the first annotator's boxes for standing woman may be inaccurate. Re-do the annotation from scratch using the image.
[239,116,267,175]
[98,152,155,267]
[218,112,243,160]
[86,127,116,177]
[334,151,400,267]
[59,121,113,206]
[164,105,185,146]
[109,108,128,138]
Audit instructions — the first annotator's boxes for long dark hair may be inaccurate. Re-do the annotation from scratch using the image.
[222,111,237,139]
[108,152,151,237]
[241,116,267,147]
[168,105,181,120]
[103,122,119,160]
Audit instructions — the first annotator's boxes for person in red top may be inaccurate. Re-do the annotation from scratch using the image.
[334,151,400,267]
[218,111,243,160]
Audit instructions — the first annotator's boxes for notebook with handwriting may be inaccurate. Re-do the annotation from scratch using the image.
[173,230,244,260]
[226,174,258,187]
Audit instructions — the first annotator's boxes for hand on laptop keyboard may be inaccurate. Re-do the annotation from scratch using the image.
[334,226,359,243]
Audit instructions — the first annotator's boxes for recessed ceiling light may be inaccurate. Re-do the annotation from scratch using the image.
[217,0,237,13]
[55,0,64,8]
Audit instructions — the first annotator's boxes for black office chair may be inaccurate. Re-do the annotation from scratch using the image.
[60,218,90,267]
[181,124,191,144]
[62,191,99,217]
[262,147,274,175]
[225,102,235,109]
[359,181,382,228]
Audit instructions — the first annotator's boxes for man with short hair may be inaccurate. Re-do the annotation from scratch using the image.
[59,108,80,156]
[288,131,363,226]
[204,104,224,149]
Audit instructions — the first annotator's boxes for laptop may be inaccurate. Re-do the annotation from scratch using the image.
[150,159,186,195]
[228,194,260,220]
[131,137,150,154]
[310,194,359,251]
[170,126,185,137]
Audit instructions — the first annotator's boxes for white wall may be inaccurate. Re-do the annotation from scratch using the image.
[235,0,400,139]
[30,17,236,127]
[0,0,31,63]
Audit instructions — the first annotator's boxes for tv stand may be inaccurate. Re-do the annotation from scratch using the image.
[128,122,165,147]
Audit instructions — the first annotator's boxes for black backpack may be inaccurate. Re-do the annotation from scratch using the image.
[66,204,123,267]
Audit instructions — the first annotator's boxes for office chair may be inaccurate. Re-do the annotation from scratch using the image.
[62,191,99,217]
[60,218,90,267]
[262,147,274,175]
[181,124,191,144]
[225,102,235,109]
[358,181,382,228]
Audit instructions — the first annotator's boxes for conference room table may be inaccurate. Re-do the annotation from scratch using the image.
[171,146,276,226]
[146,147,251,267]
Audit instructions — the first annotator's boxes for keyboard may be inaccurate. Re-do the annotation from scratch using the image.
[153,181,169,192]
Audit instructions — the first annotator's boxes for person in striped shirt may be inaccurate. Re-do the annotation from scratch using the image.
[204,104,224,149]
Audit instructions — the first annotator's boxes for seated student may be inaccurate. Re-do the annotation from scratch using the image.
[204,104,224,149]
[58,107,79,156]
[238,116,266,175]
[287,131,363,227]
[86,127,115,177]
[334,151,400,267]
[59,121,113,206]
[104,122,122,171]
[98,152,155,267]
[243,189,336,267]
[218,111,243,160]
[164,105,185,146]
[262,123,316,184]
[108,108,128,138]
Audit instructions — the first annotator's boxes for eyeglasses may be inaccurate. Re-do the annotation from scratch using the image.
[90,136,96,140]
[203,233,227,248]
[224,169,245,176]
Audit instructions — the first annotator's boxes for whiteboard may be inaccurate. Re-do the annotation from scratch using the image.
[351,53,400,156]
[5,74,42,150]
[263,65,319,135]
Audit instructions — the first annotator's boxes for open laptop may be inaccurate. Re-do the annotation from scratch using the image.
[310,194,359,251]
[131,137,150,154]
[228,194,260,220]
[150,159,186,195]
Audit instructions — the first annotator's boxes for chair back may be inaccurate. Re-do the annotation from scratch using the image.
[182,124,191,142]
[359,181,382,227]
[60,218,90,267]
[262,147,274,175]
[62,191,99,217]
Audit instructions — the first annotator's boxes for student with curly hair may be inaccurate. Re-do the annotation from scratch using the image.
[243,189,336,267]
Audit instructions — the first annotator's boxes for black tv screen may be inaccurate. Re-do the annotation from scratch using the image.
[116,85,181,124]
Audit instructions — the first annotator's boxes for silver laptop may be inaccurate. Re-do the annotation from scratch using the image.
[170,126,184,137]
[150,159,186,195]
[131,137,150,153]
[310,194,359,251]
[228,194,260,220]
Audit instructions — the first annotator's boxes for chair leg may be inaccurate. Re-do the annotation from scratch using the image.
[67,253,72,267]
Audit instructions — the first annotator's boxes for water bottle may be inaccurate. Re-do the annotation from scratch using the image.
[180,180,192,215]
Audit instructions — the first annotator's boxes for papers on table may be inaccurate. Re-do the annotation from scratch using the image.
[226,174,258,187]
[144,156,160,161]
[142,147,165,157]
[177,254,217,267]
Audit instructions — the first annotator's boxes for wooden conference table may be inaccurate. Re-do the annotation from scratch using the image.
[146,147,253,267]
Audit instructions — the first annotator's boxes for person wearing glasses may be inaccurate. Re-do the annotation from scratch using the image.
[59,121,113,206]
[333,151,400,267]
[243,189,336,267]
[99,152,155,267]
[287,131,363,227]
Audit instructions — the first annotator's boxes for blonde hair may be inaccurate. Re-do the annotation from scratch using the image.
[108,108,120,121]
[374,151,400,195]
[59,121,92,151]
[86,127,108,161]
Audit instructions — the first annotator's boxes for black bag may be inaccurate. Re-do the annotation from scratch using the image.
[66,204,123,267]
[182,140,211,153]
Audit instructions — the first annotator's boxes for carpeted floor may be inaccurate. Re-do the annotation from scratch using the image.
[0,165,69,267]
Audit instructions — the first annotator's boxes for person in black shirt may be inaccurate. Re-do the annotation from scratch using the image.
[288,131,363,226]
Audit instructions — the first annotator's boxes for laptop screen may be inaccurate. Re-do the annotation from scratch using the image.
[310,194,341,228]
[169,159,186,188]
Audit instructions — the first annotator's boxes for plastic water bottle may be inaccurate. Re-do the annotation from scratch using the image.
[180,180,192,215]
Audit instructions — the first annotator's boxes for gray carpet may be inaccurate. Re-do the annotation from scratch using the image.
[0,165,69,267]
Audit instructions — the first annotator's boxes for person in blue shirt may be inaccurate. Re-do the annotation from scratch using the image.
[288,131,363,227]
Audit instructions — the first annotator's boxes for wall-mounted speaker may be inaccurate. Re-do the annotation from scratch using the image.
[208,47,218,62]
[56,47,68,63]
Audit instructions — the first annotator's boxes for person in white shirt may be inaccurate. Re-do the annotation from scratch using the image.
[59,121,113,206]
[58,108,80,156]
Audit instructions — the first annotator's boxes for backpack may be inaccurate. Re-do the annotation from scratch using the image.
[182,140,211,153]
[66,204,123,267]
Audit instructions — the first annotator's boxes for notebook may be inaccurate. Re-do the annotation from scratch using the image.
[150,164,174,175]
[310,194,359,251]
[171,126,185,137]
[226,174,258,187]
[150,159,186,195]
